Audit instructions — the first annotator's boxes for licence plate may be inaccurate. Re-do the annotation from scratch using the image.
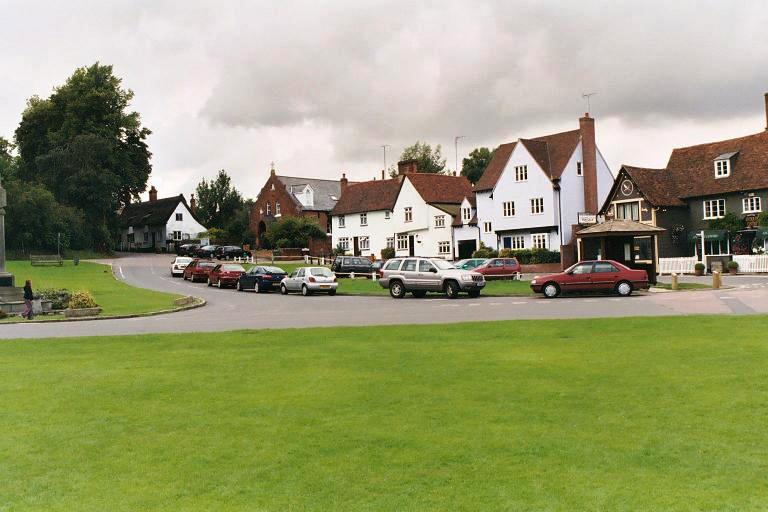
[320,285,330,289]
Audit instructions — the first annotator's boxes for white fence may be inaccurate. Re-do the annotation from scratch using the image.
[658,256,698,275]
[733,254,768,273]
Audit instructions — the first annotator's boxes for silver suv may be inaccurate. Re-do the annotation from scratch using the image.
[377,257,485,299]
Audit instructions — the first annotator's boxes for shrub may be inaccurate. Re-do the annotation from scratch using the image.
[67,290,98,309]
[0,309,7,320]
[37,288,71,310]
[694,262,706,271]
[472,243,497,259]
[332,243,347,256]
[496,248,561,264]
[727,260,739,269]
[381,247,395,260]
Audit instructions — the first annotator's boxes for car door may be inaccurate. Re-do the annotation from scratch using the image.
[293,268,305,290]
[562,262,594,292]
[417,259,440,290]
[487,259,504,277]
[591,261,620,291]
[400,259,418,288]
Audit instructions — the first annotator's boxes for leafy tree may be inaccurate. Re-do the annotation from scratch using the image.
[195,170,244,232]
[708,212,745,234]
[461,147,493,184]
[262,217,326,249]
[0,137,16,182]
[14,63,152,249]
[223,199,255,246]
[390,141,447,177]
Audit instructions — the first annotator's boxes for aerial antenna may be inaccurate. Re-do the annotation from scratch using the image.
[582,92,597,115]
[381,144,390,173]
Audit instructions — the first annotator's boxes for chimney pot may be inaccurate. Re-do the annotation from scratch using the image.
[190,193,197,211]
[149,186,158,202]
[397,159,418,175]
[340,173,349,192]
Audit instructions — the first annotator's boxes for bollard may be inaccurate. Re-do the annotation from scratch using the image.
[712,270,721,289]
[350,272,355,279]
[671,273,678,291]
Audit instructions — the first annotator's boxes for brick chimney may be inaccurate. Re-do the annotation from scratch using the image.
[398,159,418,175]
[149,185,158,202]
[764,92,768,130]
[579,114,598,213]
[190,193,196,212]
[340,173,348,192]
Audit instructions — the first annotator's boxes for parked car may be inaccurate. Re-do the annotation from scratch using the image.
[170,256,193,277]
[196,245,220,258]
[331,256,374,276]
[371,259,385,272]
[182,258,217,282]
[208,263,246,288]
[377,257,485,299]
[177,243,200,256]
[530,260,650,298]
[280,267,338,296]
[474,258,522,280]
[237,265,287,292]
[215,245,252,260]
[454,258,487,270]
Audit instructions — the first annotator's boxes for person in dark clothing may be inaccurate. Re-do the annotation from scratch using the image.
[22,280,34,320]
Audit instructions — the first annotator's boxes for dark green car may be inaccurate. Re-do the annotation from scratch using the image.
[453,258,487,270]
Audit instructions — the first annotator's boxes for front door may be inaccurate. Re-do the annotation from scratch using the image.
[353,237,360,257]
[458,240,476,259]
[408,235,415,256]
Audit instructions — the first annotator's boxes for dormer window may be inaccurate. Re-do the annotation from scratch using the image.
[714,152,737,178]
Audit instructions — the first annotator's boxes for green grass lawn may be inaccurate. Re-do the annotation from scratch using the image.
[6,260,182,316]
[654,282,712,291]
[2,316,768,510]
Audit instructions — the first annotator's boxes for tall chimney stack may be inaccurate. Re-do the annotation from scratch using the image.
[397,159,418,176]
[190,193,197,212]
[579,114,598,213]
[149,186,158,202]
[340,173,348,192]
[764,92,768,130]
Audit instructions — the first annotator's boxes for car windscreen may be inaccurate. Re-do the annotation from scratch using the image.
[261,266,285,274]
[432,260,456,270]
[221,265,245,272]
[176,257,192,263]
[309,268,333,277]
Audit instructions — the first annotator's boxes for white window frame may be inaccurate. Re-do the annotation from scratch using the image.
[531,233,548,249]
[275,202,281,215]
[339,237,350,250]
[615,201,641,221]
[338,215,345,228]
[172,230,182,241]
[386,237,394,249]
[530,198,544,215]
[404,207,413,223]
[396,234,408,250]
[438,241,451,254]
[266,202,271,216]
[385,210,390,219]
[359,236,370,251]
[703,199,726,220]
[360,213,367,226]
[515,165,528,182]
[511,235,525,249]
[462,207,471,222]
[743,196,762,214]
[576,162,583,176]
[502,201,515,217]
[483,222,492,233]
[435,215,445,228]
[714,159,730,178]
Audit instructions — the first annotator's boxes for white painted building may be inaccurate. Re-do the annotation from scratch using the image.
[473,115,614,251]
[119,187,207,251]
[452,196,481,259]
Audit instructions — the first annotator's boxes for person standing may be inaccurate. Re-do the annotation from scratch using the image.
[22,279,34,320]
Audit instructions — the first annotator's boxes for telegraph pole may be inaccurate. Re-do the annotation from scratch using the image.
[381,144,390,174]
[454,136,465,174]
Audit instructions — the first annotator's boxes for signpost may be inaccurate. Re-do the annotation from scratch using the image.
[577,212,598,225]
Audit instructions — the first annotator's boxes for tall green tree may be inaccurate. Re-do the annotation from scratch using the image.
[394,141,447,175]
[262,216,326,249]
[14,63,152,249]
[461,147,493,184]
[0,137,15,181]
[195,170,245,239]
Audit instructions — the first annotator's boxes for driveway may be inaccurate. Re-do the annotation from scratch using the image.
[2,253,768,339]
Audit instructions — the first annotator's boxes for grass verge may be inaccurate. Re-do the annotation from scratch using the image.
[2,316,767,510]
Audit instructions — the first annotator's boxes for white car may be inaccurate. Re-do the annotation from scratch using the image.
[171,256,193,277]
[280,267,338,296]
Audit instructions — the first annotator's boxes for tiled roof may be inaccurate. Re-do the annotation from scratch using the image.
[622,166,686,207]
[474,129,581,192]
[120,195,196,228]
[407,173,474,204]
[665,130,768,198]
[330,178,402,216]
[276,175,342,212]
[577,219,666,236]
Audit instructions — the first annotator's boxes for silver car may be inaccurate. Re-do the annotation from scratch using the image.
[171,256,193,277]
[377,257,485,299]
[280,267,338,296]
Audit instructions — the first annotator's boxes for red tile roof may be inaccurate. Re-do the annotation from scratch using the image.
[406,173,474,204]
[665,130,768,198]
[474,129,581,192]
[330,178,402,215]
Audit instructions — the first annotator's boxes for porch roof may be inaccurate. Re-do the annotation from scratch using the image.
[577,219,666,238]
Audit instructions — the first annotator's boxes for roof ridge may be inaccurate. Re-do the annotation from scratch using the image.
[276,175,341,183]
[670,129,768,151]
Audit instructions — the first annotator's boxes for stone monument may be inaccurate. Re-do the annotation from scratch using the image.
[0,177,14,287]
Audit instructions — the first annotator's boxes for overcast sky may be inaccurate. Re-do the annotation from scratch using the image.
[2,1,768,199]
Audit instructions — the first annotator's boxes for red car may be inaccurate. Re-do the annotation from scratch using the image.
[530,260,649,298]
[207,263,246,288]
[474,258,522,280]
[182,258,217,282]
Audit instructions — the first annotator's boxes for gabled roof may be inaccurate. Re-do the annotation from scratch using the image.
[330,178,402,216]
[119,195,198,228]
[474,129,582,192]
[406,173,474,204]
[276,175,342,212]
[665,130,768,198]
[577,219,666,237]
[619,165,685,208]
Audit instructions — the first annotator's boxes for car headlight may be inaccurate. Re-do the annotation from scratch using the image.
[461,274,473,281]
[531,279,537,285]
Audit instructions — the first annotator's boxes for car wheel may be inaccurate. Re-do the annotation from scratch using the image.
[328,290,337,296]
[468,290,480,298]
[444,280,460,299]
[411,290,427,298]
[616,281,633,297]
[301,284,311,296]
[280,284,288,295]
[254,281,261,293]
[217,280,222,289]
[389,280,406,299]
[543,282,560,298]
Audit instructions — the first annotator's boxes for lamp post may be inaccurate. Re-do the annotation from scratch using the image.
[381,144,390,174]
[0,176,13,286]
[454,136,465,175]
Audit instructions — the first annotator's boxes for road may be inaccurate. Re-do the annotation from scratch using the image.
[3,253,768,339]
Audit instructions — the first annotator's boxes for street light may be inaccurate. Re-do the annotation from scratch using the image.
[454,136,466,175]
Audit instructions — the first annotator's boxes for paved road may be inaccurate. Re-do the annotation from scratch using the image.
[3,254,768,339]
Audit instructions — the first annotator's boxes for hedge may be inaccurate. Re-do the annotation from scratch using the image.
[497,248,561,264]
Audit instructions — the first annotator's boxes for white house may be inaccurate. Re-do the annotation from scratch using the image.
[452,195,481,259]
[473,115,614,251]
[119,187,207,251]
